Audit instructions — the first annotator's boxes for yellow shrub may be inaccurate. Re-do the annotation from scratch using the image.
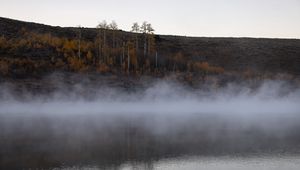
[86,51,93,62]
[67,57,87,72]
[96,63,110,73]
[193,61,224,74]
[0,60,9,75]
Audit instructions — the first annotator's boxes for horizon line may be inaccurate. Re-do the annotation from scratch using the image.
[1,16,300,40]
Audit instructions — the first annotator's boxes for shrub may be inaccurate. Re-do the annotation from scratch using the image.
[96,63,110,73]
[0,60,9,75]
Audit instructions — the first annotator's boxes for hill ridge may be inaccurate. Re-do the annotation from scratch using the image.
[0,17,300,77]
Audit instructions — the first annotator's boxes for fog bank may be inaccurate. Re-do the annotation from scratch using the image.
[1,79,300,169]
[1,80,300,116]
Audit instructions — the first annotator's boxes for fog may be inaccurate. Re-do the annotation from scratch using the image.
[1,79,300,138]
[1,80,300,116]
[0,78,300,169]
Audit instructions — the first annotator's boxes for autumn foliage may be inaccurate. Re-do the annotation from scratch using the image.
[0,24,225,77]
[192,62,225,74]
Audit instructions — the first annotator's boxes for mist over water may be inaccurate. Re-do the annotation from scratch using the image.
[0,78,300,169]
[1,80,300,115]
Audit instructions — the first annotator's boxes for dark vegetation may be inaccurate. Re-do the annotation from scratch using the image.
[1,17,299,84]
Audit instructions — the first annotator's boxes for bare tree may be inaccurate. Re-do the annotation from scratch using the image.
[109,21,118,48]
[127,43,130,72]
[122,41,125,68]
[141,21,148,57]
[77,25,82,59]
[140,21,148,33]
[131,22,140,33]
[109,20,118,30]
[146,23,155,55]
[97,20,109,63]
[131,22,140,67]
[146,23,155,34]
[97,20,108,29]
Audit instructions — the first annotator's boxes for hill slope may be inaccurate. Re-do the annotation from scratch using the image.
[0,17,300,78]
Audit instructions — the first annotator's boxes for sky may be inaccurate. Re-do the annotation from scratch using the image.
[1,0,300,38]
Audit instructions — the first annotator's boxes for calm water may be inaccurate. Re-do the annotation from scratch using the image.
[50,155,300,169]
[119,155,300,170]
[1,111,300,170]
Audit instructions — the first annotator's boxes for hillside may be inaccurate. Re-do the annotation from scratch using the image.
[0,17,300,80]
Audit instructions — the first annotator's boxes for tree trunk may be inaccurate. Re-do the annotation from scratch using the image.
[128,45,130,72]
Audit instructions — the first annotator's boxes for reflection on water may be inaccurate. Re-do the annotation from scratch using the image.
[122,156,300,170]
[1,112,300,169]
[53,156,300,170]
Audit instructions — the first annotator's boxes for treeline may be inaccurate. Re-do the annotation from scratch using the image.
[0,20,225,77]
